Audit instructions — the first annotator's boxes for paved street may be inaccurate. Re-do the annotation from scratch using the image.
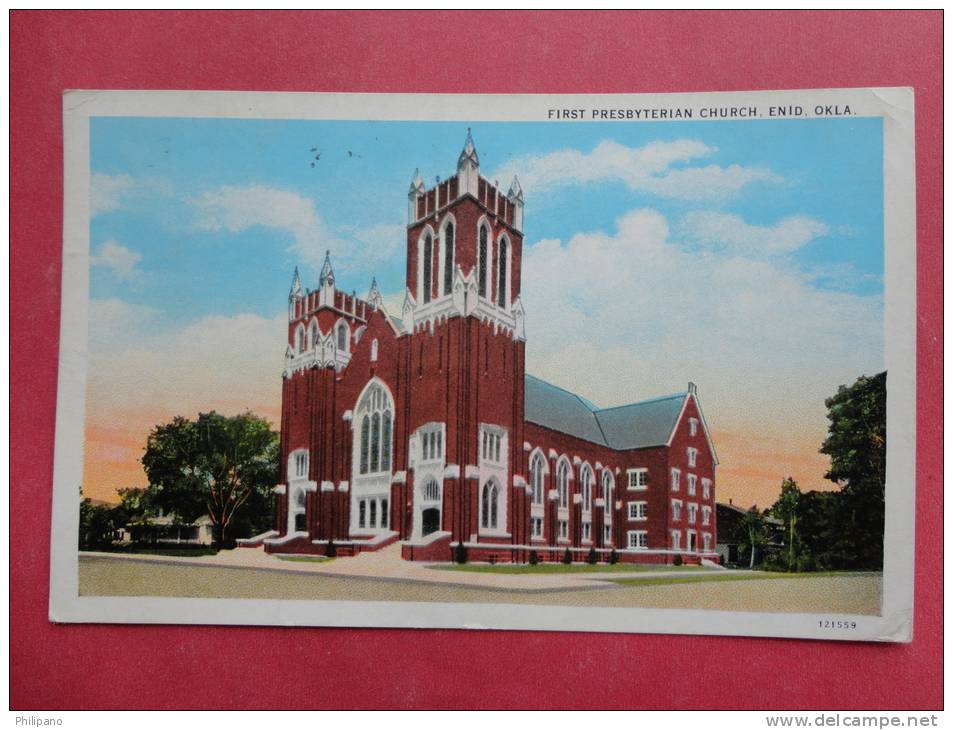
[79,547,882,614]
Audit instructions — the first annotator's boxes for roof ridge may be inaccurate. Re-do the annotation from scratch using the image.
[524,373,598,412]
[595,392,687,414]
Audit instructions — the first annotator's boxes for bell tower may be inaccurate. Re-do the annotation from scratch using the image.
[403,131,526,330]
[399,132,530,548]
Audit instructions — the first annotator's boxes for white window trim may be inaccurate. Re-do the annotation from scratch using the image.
[626,530,648,550]
[687,473,697,496]
[670,467,680,492]
[627,500,648,522]
[671,498,683,521]
[627,467,648,491]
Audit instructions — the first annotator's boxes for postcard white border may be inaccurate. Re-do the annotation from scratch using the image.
[51,88,916,642]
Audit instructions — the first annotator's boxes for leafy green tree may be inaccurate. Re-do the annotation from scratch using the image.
[735,508,768,569]
[79,492,119,549]
[141,411,279,546]
[771,477,801,572]
[819,371,886,569]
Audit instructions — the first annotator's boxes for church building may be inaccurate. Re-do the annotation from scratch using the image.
[242,133,719,564]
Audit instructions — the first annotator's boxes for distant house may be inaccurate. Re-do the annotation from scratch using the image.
[122,510,215,546]
[715,501,784,566]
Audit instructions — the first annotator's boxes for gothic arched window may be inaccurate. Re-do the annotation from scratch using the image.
[422,234,433,304]
[337,322,348,351]
[603,470,614,525]
[356,381,394,476]
[530,452,545,506]
[557,460,569,508]
[443,222,455,296]
[478,224,488,297]
[481,480,499,530]
[581,465,593,511]
[296,325,306,354]
[497,236,508,308]
[310,322,318,350]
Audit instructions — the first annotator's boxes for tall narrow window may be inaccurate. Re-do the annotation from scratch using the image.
[359,416,370,474]
[481,481,499,529]
[337,323,347,351]
[381,412,392,470]
[297,326,306,353]
[530,453,545,505]
[478,225,488,297]
[497,237,508,308]
[557,461,569,508]
[422,234,432,304]
[443,222,455,295]
[581,467,592,511]
[310,322,318,350]
[370,412,381,472]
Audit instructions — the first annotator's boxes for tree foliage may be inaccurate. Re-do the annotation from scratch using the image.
[141,411,279,545]
[765,372,886,571]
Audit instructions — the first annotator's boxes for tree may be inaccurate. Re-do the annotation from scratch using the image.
[141,411,279,546]
[819,371,886,569]
[772,477,801,571]
[735,508,768,569]
[79,494,119,549]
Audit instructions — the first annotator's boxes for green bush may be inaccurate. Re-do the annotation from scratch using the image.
[325,540,337,558]
[586,546,597,565]
[609,549,619,565]
[528,549,539,566]
[562,547,573,565]
[673,554,683,566]
[453,542,468,564]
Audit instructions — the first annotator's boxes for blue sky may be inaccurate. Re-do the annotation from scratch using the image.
[86,114,885,506]
[90,116,883,325]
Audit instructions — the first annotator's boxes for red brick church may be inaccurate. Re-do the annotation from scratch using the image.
[243,133,718,564]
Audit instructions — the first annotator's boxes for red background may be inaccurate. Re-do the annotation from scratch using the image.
[10,10,942,710]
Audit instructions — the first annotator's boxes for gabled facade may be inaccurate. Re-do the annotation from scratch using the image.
[243,133,718,564]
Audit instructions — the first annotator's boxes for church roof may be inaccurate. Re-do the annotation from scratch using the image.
[524,374,687,451]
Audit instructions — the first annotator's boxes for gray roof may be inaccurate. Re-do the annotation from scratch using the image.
[524,373,686,451]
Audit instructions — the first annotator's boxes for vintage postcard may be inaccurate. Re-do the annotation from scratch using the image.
[51,88,915,641]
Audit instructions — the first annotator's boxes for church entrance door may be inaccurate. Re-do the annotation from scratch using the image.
[422,508,440,536]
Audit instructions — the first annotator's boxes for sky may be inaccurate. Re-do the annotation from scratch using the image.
[84,115,885,510]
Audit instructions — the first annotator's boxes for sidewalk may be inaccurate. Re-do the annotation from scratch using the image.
[81,545,717,592]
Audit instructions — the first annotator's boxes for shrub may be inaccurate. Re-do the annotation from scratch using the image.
[609,549,619,565]
[562,547,573,565]
[528,550,539,566]
[586,546,598,565]
[325,540,337,558]
[673,554,683,566]
[453,542,468,564]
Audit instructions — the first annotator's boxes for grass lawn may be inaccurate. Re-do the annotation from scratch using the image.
[86,546,220,558]
[610,570,858,588]
[275,555,334,563]
[428,562,714,574]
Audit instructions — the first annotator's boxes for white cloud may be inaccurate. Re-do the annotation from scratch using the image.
[191,184,402,276]
[90,239,142,280]
[492,140,781,201]
[521,208,883,448]
[90,173,136,216]
[87,303,285,428]
[680,211,829,255]
[88,298,158,352]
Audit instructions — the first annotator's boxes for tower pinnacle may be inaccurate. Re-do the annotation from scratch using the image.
[289,266,302,298]
[457,128,479,170]
[367,276,382,309]
[319,251,335,288]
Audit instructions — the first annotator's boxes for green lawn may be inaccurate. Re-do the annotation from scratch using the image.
[611,570,857,588]
[428,562,714,575]
[275,555,334,564]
